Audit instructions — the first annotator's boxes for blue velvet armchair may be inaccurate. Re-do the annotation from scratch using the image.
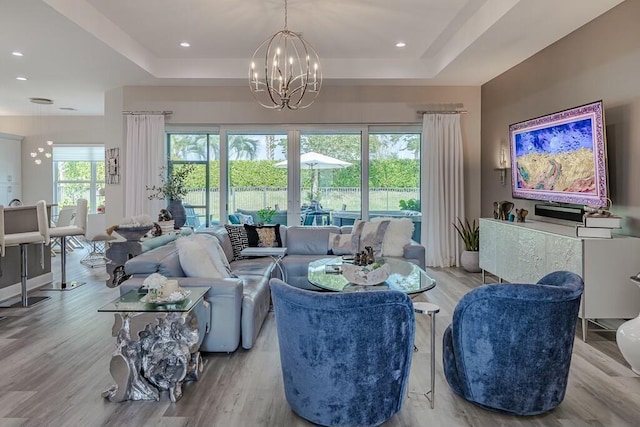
[443,271,584,415]
[269,278,415,427]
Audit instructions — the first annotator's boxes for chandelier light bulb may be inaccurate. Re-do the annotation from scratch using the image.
[30,152,37,157]
[37,147,44,153]
[47,140,53,146]
[34,158,42,165]
[45,152,52,158]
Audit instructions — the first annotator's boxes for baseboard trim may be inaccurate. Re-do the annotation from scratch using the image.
[0,273,54,304]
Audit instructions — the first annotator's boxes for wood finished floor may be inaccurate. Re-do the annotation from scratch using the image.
[0,248,639,426]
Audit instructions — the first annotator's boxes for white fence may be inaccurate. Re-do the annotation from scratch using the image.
[183,187,419,213]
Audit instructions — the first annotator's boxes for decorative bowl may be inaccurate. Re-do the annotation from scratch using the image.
[116,225,153,241]
[342,262,391,286]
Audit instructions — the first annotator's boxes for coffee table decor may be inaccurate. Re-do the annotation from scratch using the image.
[342,260,391,286]
[140,274,190,304]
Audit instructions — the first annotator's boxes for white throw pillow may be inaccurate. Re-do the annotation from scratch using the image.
[175,234,231,278]
[371,217,415,256]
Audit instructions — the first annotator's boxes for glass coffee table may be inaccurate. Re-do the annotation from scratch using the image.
[308,257,436,295]
[98,287,209,403]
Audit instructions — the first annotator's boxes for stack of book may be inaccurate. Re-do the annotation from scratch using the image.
[575,214,622,238]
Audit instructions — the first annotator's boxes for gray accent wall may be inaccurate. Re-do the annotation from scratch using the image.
[481,0,640,236]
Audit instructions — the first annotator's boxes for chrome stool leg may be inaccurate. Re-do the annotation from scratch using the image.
[412,302,440,409]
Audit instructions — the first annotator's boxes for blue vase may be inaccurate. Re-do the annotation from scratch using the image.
[167,200,186,229]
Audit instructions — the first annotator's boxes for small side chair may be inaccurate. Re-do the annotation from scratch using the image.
[442,271,584,415]
[269,278,415,426]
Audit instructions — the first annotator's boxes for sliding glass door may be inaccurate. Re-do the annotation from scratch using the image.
[227,132,288,225]
[166,125,421,237]
[369,131,421,241]
[299,131,362,226]
[167,133,219,228]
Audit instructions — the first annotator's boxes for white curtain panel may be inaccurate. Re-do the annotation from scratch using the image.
[422,113,465,267]
[125,115,165,218]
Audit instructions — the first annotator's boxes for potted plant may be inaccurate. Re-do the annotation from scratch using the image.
[147,164,195,228]
[257,206,277,224]
[399,198,420,212]
[453,217,481,272]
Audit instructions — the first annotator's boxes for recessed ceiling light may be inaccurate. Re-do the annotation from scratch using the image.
[29,97,54,104]
[12,51,23,57]
[16,76,27,81]
[395,42,406,48]
[180,42,191,47]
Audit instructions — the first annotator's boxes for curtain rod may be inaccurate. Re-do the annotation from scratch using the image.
[122,110,173,115]
[417,110,467,115]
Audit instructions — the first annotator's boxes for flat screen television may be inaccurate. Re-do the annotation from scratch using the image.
[509,100,608,207]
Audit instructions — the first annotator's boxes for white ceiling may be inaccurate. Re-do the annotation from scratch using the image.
[0,0,625,116]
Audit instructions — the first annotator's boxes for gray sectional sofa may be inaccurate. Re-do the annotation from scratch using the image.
[119,224,426,354]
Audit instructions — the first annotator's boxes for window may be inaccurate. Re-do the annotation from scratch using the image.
[166,125,422,237]
[53,145,105,214]
[369,131,421,241]
[227,132,288,224]
[167,133,219,228]
[300,131,361,226]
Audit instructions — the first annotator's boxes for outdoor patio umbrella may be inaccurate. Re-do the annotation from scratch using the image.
[274,152,352,201]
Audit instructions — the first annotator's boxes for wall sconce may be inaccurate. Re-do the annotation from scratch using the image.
[494,145,510,185]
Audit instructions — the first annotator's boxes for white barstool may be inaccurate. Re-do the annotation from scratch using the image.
[81,213,114,268]
[45,199,88,290]
[411,301,440,409]
[0,200,51,308]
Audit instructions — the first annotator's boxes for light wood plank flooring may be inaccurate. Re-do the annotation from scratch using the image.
[0,248,639,426]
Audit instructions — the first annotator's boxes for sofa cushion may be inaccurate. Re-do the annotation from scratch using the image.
[124,242,185,277]
[224,225,249,260]
[371,217,414,257]
[197,226,234,263]
[175,234,232,278]
[328,232,359,255]
[230,257,275,278]
[285,226,340,255]
[244,224,282,248]
[353,219,391,257]
[281,254,331,291]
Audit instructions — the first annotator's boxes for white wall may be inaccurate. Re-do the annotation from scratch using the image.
[104,84,482,225]
[0,84,482,232]
[0,116,104,204]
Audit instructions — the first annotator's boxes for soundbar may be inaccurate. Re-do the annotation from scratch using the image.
[534,203,584,223]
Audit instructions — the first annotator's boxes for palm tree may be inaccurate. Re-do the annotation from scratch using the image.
[228,135,259,160]
[169,134,207,160]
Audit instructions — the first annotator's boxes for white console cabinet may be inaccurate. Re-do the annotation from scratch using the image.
[0,132,23,205]
[479,218,640,340]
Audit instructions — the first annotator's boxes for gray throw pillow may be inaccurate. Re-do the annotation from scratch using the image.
[328,233,360,255]
[352,220,391,257]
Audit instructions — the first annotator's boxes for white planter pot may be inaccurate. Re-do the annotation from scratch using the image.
[617,278,640,374]
[460,250,481,273]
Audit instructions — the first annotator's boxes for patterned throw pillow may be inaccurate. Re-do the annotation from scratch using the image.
[352,220,391,257]
[328,233,360,255]
[224,224,249,260]
[244,224,282,248]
